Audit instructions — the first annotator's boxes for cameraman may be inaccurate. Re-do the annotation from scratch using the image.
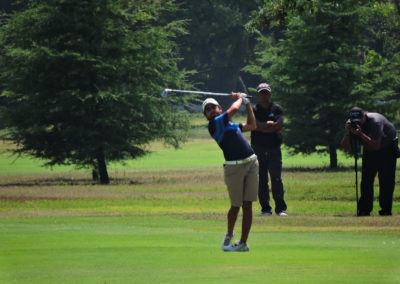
[342,107,399,216]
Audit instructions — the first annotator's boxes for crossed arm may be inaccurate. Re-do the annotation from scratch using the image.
[256,120,282,133]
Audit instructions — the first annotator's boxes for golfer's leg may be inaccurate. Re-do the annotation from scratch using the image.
[240,201,252,244]
[227,206,240,236]
[224,164,242,235]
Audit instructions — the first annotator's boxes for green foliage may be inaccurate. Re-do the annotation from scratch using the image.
[246,0,314,32]
[352,1,400,122]
[0,0,191,182]
[247,1,364,154]
[174,0,259,91]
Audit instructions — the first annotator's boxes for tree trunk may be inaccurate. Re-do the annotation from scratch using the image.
[92,168,99,181]
[393,0,400,16]
[329,145,338,169]
[97,149,109,184]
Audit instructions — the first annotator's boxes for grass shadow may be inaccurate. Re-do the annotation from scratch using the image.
[283,165,355,172]
[0,177,144,187]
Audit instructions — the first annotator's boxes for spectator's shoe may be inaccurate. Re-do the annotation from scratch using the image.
[277,211,288,216]
[260,211,272,216]
[357,211,370,217]
[221,232,233,251]
[379,210,392,216]
[224,241,249,252]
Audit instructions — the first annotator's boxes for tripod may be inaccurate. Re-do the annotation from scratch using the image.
[350,135,360,216]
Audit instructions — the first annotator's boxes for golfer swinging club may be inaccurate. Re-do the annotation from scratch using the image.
[202,93,258,252]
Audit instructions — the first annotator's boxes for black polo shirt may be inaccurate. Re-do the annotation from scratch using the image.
[251,102,283,148]
[361,112,397,150]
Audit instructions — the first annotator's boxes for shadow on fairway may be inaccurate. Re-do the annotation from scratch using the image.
[283,165,354,172]
[0,177,143,187]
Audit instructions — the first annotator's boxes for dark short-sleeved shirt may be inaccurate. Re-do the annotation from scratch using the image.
[361,112,397,149]
[251,102,283,148]
[208,112,254,161]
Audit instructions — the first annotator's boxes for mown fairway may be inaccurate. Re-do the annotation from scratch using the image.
[0,120,399,283]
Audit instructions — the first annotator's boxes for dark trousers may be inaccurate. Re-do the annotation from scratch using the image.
[253,145,287,214]
[358,143,397,216]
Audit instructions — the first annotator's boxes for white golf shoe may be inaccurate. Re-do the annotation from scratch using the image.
[223,241,249,252]
[221,232,233,251]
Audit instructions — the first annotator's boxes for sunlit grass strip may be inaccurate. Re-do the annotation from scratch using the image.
[0,138,357,176]
[0,216,399,283]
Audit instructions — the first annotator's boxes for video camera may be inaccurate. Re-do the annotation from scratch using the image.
[349,107,364,130]
[350,119,360,129]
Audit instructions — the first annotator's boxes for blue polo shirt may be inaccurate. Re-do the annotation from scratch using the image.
[208,112,254,161]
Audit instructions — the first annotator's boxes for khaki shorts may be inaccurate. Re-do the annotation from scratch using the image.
[223,159,259,207]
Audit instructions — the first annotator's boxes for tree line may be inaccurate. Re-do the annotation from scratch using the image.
[0,0,399,183]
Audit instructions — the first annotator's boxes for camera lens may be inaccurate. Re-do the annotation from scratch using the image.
[350,120,359,129]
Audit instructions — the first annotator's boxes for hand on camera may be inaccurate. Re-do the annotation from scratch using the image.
[349,123,362,136]
[345,120,361,136]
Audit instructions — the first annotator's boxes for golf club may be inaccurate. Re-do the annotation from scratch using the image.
[161,88,252,98]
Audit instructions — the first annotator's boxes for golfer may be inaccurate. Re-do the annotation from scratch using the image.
[202,93,258,252]
[342,107,398,216]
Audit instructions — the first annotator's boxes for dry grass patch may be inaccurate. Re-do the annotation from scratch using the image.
[0,186,226,201]
[0,167,224,186]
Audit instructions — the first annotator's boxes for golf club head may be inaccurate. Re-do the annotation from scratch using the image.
[161,88,172,98]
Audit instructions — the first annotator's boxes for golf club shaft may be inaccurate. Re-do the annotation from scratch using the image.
[163,88,251,98]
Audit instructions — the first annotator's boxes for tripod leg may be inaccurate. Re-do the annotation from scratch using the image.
[351,136,359,216]
[355,155,359,216]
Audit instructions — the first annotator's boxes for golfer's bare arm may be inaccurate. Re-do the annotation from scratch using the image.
[226,95,256,132]
[226,97,242,119]
[241,103,256,132]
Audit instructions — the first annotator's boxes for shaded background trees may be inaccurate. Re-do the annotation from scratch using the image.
[0,0,399,175]
[244,0,400,168]
[174,0,259,93]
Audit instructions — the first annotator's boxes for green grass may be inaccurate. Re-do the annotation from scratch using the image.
[1,216,399,283]
[0,113,354,176]
[0,137,355,176]
[0,134,399,283]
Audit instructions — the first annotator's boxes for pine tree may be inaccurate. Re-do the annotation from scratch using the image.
[0,0,190,183]
[246,0,381,168]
